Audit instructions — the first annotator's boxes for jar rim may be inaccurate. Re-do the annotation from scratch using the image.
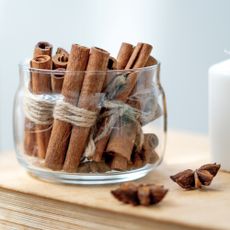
[19,58,160,75]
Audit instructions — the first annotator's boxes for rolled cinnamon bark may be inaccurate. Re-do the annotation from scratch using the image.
[108,121,137,160]
[51,68,65,93]
[63,47,110,172]
[30,55,52,159]
[45,44,90,170]
[107,43,153,170]
[132,153,144,168]
[117,43,152,100]
[128,133,159,169]
[52,48,69,69]
[56,47,69,56]
[110,155,128,170]
[31,56,52,94]
[51,48,69,93]
[93,43,134,162]
[141,133,159,164]
[133,55,157,93]
[128,55,159,125]
[117,42,134,70]
[33,41,53,57]
[108,56,117,70]
[102,56,118,90]
[24,116,38,156]
[145,56,158,67]
[24,42,52,156]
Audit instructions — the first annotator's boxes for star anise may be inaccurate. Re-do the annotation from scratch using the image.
[111,182,168,206]
[170,163,221,190]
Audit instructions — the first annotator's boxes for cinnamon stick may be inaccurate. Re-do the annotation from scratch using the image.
[116,42,134,70]
[93,42,134,162]
[127,55,159,126]
[141,133,159,164]
[108,56,117,70]
[108,120,137,160]
[24,42,52,156]
[51,48,69,93]
[133,55,158,94]
[102,56,118,90]
[110,155,128,170]
[132,153,144,168]
[128,133,159,169]
[33,41,53,57]
[30,55,52,159]
[63,47,110,172]
[145,56,157,67]
[45,44,90,170]
[56,47,69,56]
[111,43,153,102]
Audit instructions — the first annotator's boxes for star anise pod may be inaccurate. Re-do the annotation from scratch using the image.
[111,182,168,206]
[170,163,221,190]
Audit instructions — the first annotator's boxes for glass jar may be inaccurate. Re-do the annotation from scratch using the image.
[13,60,167,184]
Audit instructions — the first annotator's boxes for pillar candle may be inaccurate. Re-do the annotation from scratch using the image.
[209,59,230,171]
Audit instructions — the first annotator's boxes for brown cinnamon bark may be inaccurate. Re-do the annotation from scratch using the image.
[30,55,52,159]
[129,133,159,169]
[141,134,159,164]
[24,117,36,156]
[93,43,134,162]
[108,121,137,161]
[56,47,69,56]
[102,56,118,90]
[116,42,134,69]
[63,47,110,172]
[51,48,69,93]
[128,55,159,126]
[45,44,90,170]
[145,56,157,67]
[33,41,53,57]
[110,155,128,170]
[135,55,158,93]
[115,42,147,101]
[132,153,144,168]
[107,43,153,170]
[51,68,65,93]
[24,42,52,156]
[108,56,117,70]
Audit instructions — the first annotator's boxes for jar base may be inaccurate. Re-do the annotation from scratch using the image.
[17,155,156,185]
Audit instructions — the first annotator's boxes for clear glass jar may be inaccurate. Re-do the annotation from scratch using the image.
[13,60,167,184]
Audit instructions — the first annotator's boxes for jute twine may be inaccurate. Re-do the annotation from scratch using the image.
[23,89,55,125]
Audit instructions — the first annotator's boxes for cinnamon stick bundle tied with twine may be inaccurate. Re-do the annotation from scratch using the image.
[63,47,110,172]
[92,42,153,170]
[45,44,90,170]
[108,46,154,170]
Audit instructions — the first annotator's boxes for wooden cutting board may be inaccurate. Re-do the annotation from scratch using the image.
[0,131,229,230]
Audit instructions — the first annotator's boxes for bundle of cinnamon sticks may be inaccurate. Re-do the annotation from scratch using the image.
[23,41,161,173]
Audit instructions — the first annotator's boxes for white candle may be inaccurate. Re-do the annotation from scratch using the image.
[209,59,230,171]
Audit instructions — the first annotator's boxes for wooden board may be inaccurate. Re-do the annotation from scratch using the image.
[0,131,229,230]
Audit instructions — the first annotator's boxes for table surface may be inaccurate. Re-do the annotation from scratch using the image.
[0,131,230,230]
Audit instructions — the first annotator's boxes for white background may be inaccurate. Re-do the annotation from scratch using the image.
[0,0,230,150]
